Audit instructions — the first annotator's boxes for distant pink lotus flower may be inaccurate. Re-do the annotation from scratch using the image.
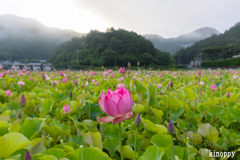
[118,83,125,88]
[210,84,217,91]
[11,75,14,77]
[98,87,134,124]
[55,71,58,74]
[108,70,112,73]
[76,75,79,78]
[22,69,26,73]
[73,79,78,85]
[118,77,125,81]
[60,71,64,76]
[92,79,96,83]
[110,73,114,78]
[63,78,68,83]
[5,90,12,97]
[103,72,108,76]
[18,81,25,86]
[158,84,162,88]
[85,74,89,77]
[62,105,72,114]
[118,67,126,74]
[95,81,99,86]
[29,77,33,81]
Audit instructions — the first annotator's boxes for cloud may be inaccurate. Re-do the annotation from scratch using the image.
[1,0,240,37]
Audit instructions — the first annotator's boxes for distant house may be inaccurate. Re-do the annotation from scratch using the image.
[42,63,54,71]
[11,61,25,71]
[1,60,13,69]
[190,58,203,67]
[23,64,31,70]
[28,63,42,71]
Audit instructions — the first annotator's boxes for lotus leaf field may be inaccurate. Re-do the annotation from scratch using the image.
[0,68,240,160]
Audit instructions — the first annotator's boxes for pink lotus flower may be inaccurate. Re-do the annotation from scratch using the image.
[5,90,12,97]
[92,79,96,83]
[118,67,126,74]
[18,81,25,86]
[98,87,134,124]
[95,81,99,86]
[22,69,26,73]
[60,71,64,76]
[73,80,78,85]
[110,73,114,78]
[108,70,112,73]
[210,84,217,91]
[85,74,89,77]
[11,75,14,77]
[118,83,125,88]
[62,105,72,114]
[63,78,68,83]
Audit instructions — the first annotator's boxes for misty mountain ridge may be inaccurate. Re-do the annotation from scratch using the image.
[0,14,82,61]
[143,27,220,54]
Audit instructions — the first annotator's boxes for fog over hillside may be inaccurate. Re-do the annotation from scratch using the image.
[143,27,219,54]
[0,14,82,61]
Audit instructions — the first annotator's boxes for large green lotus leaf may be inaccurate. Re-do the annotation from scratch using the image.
[165,145,185,160]
[103,137,119,158]
[183,87,196,101]
[39,155,58,160]
[132,103,145,113]
[143,119,168,134]
[9,124,21,133]
[22,119,44,139]
[184,109,202,122]
[116,145,135,160]
[82,120,97,130]
[205,97,220,105]
[67,147,111,160]
[207,105,224,119]
[0,133,31,158]
[177,119,188,131]
[30,143,46,154]
[50,119,68,132]
[219,113,237,128]
[198,148,212,160]
[147,86,157,107]
[68,135,83,146]
[104,124,124,140]
[0,126,9,136]
[222,93,240,104]
[197,124,219,142]
[39,99,55,117]
[138,146,164,160]
[126,130,144,152]
[82,132,102,150]
[151,107,163,119]
[43,148,67,159]
[83,102,102,120]
[170,106,184,123]
[42,125,66,139]
[185,131,203,146]
[151,133,172,149]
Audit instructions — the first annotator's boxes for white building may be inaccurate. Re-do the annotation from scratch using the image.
[11,62,24,71]
[190,58,203,67]
[42,63,54,71]
[28,63,42,71]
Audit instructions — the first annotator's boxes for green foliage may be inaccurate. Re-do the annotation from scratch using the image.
[202,57,240,67]
[173,23,240,64]
[51,29,173,68]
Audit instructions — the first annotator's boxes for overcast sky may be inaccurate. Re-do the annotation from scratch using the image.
[0,0,240,38]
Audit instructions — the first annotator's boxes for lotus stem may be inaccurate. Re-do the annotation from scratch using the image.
[119,123,123,160]
[69,112,71,136]
[171,136,174,160]
[134,127,138,160]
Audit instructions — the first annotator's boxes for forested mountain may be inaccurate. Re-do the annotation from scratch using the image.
[143,27,219,54]
[0,14,82,62]
[51,28,173,68]
[172,22,240,64]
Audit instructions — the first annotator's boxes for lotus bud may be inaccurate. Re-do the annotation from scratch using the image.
[168,120,175,135]
[197,70,201,75]
[73,79,78,85]
[87,78,90,82]
[159,91,162,95]
[128,62,131,67]
[166,85,169,90]
[24,150,33,160]
[69,90,72,98]
[169,81,173,88]
[42,74,46,81]
[134,113,141,127]
[19,94,26,107]
[226,92,230,98]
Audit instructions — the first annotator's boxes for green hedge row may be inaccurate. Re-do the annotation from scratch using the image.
[201,57,240,67]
